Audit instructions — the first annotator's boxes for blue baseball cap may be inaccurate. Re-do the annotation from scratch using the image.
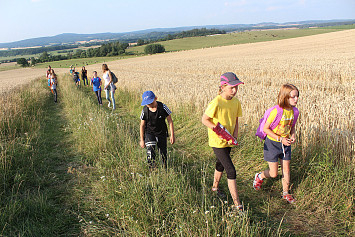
[141,91,156,106]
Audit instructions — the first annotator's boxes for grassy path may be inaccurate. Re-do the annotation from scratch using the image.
[26,92,80,235]
[0,81,81,236]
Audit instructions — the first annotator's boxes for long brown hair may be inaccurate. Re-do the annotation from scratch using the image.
[102,64,109,72]
[278,84,299,109]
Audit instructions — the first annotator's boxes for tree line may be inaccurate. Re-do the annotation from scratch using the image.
[15,28,226,67]
[137,28,226,46]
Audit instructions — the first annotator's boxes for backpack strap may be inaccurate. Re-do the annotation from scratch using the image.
[292,107,299,127]
[143,105,149,121]
[269,105,283,130]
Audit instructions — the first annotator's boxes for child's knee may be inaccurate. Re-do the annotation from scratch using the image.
[269,171,278,178]
[226,167,236,179]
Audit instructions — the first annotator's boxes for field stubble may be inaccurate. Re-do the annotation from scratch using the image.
[108,29,355,163]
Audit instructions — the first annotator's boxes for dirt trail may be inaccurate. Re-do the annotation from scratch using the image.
[0,68,68,94]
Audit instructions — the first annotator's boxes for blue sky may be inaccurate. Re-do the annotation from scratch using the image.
[0,0,354,43]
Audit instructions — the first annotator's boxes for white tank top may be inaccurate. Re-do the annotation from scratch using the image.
[103,71,111,87]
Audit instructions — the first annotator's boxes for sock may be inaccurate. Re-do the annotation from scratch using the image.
[283,191,289,196]
[258,173,263,180]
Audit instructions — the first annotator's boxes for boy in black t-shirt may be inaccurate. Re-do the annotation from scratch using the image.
[139,91,175,168]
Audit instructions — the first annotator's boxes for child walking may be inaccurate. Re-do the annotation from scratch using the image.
[253,84,300,204]
[201,72,244,212]
[139,91,175,169]
[49,69,58,103]
[90,71,102,105]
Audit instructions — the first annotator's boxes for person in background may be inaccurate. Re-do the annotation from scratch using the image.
[49,69,58,103]
[46,65,51,79]
[102,64,116,110]
[90,71,102,105]
[81,66,88,86]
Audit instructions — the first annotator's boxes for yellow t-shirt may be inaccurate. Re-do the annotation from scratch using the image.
[266,108,294,142]
[204,95,242,148]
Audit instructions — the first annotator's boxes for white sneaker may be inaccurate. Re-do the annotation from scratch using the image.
[108,102,111,108]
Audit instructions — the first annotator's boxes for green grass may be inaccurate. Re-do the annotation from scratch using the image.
[0,63,21,72]
[42,74,354,235]
[127,26,355,54]
[0,79,80,235]
[32,55,135,69]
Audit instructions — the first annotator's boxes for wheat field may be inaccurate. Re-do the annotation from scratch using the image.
[100,29,355,162]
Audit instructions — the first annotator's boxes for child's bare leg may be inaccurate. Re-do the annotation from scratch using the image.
[260,162,279,179]
[280,159,291,193]
[227,179,241,206]
[212,170,223,189]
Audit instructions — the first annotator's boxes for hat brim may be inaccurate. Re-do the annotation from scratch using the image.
[141,98,155,106]
[221,81,244,86]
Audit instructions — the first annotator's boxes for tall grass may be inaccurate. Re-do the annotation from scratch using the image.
[1,71,352,235]
[0,78,79,235]
[60,72,353,236]
[59,75,290,236]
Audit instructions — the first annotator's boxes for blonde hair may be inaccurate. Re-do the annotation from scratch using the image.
[278,84,299,109]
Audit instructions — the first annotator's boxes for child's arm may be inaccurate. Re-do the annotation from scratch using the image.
[290,125,296,144]
[233,117,239,139]
[166,115,175,144]
[139,120,146,148]
[263,121,291,146]
[202,114,216,129]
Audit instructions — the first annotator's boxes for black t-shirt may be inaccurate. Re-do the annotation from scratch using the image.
[82,69,87,77]
[140,101,172,137]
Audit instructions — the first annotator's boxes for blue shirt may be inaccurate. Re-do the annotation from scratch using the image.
[91,77,101,91]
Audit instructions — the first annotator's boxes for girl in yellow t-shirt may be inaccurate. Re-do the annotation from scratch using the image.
[253,84,300,204]
[202,72,244,213]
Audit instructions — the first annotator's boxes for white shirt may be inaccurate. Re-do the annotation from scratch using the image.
[103,71,112,87]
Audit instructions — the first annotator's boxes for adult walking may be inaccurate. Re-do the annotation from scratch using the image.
[81,66,88,86]
[102,64,116,110]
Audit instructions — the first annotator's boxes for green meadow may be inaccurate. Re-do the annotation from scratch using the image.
[127,26,355,53]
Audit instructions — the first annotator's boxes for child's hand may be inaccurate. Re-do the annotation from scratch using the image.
[290,134,296,144]
[139,140,145,148]
[281,137,291,146]
[170,135,175,145]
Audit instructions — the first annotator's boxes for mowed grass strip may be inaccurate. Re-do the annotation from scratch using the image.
[0,78,81,235]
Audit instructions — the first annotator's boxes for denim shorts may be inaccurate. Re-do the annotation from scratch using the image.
[263,137,291,162]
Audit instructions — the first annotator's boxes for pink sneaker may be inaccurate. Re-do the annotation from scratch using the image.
[282,194,295,204]
[253,173,263,190]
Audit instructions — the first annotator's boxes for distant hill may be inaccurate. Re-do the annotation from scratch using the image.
[0,19,354,49]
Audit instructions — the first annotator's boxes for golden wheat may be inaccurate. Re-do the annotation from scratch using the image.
[78,30,354,163]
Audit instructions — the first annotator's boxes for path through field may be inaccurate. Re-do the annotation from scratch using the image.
[0,68,67,93]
